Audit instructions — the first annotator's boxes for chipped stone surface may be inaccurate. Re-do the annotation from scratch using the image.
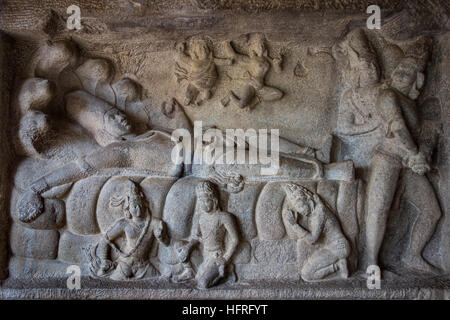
[0,0,449,299]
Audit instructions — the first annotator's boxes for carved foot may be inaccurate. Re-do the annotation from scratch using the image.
[336,259,349,279]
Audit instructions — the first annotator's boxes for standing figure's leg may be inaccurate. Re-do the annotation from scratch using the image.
[401,171,441,272]
[365,152,402,269]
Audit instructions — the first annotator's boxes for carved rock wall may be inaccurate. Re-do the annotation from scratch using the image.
[0,0,449,299]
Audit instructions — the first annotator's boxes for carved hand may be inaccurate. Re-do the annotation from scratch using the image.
[218,263,226,277]
[100,259,114,271]
[155,222,170,246]
[286,209,297,225]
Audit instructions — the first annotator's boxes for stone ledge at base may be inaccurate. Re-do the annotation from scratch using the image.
[0,285,448,300]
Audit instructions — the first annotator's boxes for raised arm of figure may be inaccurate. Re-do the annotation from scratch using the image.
[283,209,310,240]
[18,143,132,223]
[105,219,126,242]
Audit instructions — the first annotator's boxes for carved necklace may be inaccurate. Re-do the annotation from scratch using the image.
[350,89,373,120]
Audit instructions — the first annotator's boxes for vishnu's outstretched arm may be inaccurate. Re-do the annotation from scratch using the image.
[18,143,131,222]
[30,144,130,194]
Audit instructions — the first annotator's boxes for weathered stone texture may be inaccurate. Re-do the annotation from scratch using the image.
[0,0,449,299]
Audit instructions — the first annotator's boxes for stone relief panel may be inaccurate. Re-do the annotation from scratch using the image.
[0,1,448,299]
[333,29,443,274]
[220,33,284,110]
[174,36,232,107]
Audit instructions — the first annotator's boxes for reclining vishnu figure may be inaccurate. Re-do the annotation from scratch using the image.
[18,88,353,224]
[88,180,169,280]
[282,183,350,281]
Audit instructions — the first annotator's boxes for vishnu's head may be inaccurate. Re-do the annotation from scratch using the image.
[65,90,133,146]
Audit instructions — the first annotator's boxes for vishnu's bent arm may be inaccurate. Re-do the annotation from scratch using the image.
[29,144,131,195]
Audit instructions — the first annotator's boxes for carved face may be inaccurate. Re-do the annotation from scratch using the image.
[391,58,424,99]
[198,196,217,213]
[103,109,132,137]
[190,41,210,60]
[126,196,146,219]
[358,58,379,87]
[291,198,312,217]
